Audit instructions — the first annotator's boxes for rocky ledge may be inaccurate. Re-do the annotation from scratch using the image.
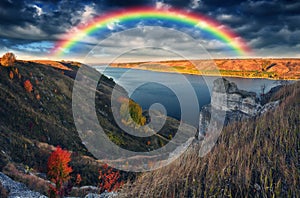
[198,78,280,139]
[0,172,117,198]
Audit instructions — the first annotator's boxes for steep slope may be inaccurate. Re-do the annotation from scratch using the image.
[0,60,182,185]
[120,81,300,197]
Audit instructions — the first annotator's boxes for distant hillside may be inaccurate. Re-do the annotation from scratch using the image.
[120,81,300,197]
[110,58,300,80]
[0,59,182,187]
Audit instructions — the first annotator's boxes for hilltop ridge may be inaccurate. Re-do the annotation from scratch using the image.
[110,58,300,80]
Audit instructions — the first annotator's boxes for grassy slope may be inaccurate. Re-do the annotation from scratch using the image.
[0,60,101,185]
[0,60,182,186]
[120,81,300,197]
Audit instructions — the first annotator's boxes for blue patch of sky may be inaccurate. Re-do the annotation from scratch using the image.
[14,41,54,53]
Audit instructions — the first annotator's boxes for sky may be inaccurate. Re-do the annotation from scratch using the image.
[0,0,300,62]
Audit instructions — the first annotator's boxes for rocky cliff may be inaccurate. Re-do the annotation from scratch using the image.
[198,78,280,138]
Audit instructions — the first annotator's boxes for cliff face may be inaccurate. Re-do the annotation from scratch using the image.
[198,78,279,138]
[211,78,259,116]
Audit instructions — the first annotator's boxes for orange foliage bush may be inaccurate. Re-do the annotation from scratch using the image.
[24,80,33,92]
[9,71,14,79]
[14,67,19,75]
[47,146,72,198]
[36,93,41,100]
[98,164,123,193]
[1,52,16,67]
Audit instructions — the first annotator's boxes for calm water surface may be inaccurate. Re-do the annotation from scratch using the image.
[96,66,282,126]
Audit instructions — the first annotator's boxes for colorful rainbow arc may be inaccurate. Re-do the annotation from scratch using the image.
[51,7,251,57]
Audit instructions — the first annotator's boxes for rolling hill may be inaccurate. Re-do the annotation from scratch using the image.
[110,58,300,80]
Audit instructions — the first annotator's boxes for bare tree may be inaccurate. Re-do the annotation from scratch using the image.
[260,84,266,96]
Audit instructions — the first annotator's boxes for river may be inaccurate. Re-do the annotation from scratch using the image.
[96,66,282,125]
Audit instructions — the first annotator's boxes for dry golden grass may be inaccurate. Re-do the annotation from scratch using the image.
[2,163,49,195]
[119,81,300,197]
[29,60,72,71]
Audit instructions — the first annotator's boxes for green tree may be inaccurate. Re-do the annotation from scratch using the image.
[120,100,146,126]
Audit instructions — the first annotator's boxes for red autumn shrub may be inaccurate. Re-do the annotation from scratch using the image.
[98,164,124,193]
[24,80,33,92]
[47,146,72,198]
[75,174,82,186]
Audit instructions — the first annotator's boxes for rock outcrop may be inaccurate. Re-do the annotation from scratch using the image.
[84,192,117,198]
[211,78,259,116]
[198,78,280,138]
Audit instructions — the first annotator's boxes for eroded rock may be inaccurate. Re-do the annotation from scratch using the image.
[198,78,280,139]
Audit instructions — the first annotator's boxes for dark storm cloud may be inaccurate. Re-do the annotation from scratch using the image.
[102,0,152,8]
[0,0,299,57]
[0,0,38,26]
[183,0,300,55]
[201,0,242,7]
[0,0,83,38]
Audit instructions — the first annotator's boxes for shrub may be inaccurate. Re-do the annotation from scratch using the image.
[47,146,72,198]
[98,164,123,193]
[24,80,33,92]
[9,71,14,80]
[13,68,19,75]
[36,93,41,100]
[120,99,146,126]
[75,174,82,186]
[1,52,16,67]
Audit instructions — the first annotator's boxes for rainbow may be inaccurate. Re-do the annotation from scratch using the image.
[51,7,251,57]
